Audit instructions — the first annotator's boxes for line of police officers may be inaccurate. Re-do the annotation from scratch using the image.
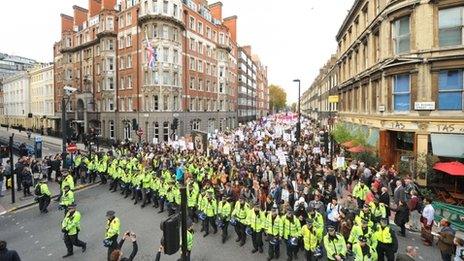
[66,149,399,261]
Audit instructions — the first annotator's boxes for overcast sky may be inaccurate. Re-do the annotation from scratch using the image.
[0,0,354,104]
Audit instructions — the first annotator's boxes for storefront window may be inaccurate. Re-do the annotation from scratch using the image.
[396,132,414,151]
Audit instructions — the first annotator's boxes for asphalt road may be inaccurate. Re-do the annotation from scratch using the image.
[0,185,441,261]
[0,127,62,156]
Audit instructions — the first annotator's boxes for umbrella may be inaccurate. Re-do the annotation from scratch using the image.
[433,161,464,193]
[341,140,356,148]
[433,161,464,176]
[347,145,369,153]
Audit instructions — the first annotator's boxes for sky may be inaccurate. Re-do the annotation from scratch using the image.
[0,0,355,104]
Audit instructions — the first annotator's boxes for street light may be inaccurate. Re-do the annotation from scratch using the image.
[62,85,77,168]
[293,79,301,143]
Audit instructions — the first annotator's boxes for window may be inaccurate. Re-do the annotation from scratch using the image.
[199,79,203,91]
[109,121,115,139]
[198,42,203,54]
[119,36,125,49]
[197,61,203,72]
[109,77,114,90]
[190,38,195,51]
[120,76,125,89]
[190,57,195,70]
[438,70,463,110]
[153,95,159,110]
[173,72,179,86]
[152,24,158,38]
[108,39,114,50]
[128,97,133,111]
[189,16,195,30]
[127,55,132,68]
[162,25,168,39]
[392,16,410,54]
[163,71,169,85]
[126,34,132,47]
[173,4,178,17]
[120,98,125,111]
[172,28,178,41]
[153,122,159,142]
[152,0,158,13]
[198,22,203,34]
[173,49,178,64]
[439,7,464,47]
[163,122,169,142]
[190,98,194,111]
[190,77,195,89]
[163,1,168,14]
[162,47,169,62]
[108,58,114,71]
[206,27,211,39]
[152,71,159,84]
[126,12,131,26]
[393,74,410,111]
[163,95,169,110]
[120,57,125,69]
[127,76,132,88]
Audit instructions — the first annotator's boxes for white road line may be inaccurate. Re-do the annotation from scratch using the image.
[34,240,39,244]
[41,246,45,249]
[19,226,24,229]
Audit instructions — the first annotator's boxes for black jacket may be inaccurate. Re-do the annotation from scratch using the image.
[394,204,410,225]
[0,248,21,261]
[117,239,138,261]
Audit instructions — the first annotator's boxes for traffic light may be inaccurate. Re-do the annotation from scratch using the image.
[160,214,180,255]
[132,119,138,130]
[171,118,178,130]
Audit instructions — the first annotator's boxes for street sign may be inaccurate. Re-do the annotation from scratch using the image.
[67,143,77,153]
[137,129,144,136]
[414,101,435,111]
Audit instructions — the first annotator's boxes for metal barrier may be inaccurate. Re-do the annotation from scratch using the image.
[433,201,464,231]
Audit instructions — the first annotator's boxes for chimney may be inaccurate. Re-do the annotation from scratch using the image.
[101,0,116,10]
[88,0,101,16]
[73,5,88,26]
[60,14,74,32]
[209,2,223,21]
[242,45,252,57]
[223,15,237,43]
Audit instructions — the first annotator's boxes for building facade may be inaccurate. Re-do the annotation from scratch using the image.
[237,46,257,123]
[0,53,36,78]
[303,0,464,185]
[253,54,269,119]
[54,0,261,143]
[29,64,55,132]
[2,72,31,127]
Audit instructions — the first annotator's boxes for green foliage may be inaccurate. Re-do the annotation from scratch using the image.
[269,84,287,112]
[419,187,434,200]
[331,123,369,147]
[352,152,380,168]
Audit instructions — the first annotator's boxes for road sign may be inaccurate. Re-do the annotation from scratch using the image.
[137,129,144,136]
[67,143,77,153]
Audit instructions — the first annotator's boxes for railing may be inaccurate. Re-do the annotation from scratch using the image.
[432,201,464,231]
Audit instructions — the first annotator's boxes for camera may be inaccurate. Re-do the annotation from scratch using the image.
[63,86,77,95]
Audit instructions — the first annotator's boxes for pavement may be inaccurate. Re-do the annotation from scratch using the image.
[0,126,86,155]
[0,184,442,261]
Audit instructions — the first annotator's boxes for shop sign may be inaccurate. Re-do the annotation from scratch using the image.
[414,102,435,111]
[328,95,339,103]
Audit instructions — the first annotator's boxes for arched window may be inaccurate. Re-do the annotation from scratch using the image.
[109,121,115,139]
[153,121,159,143]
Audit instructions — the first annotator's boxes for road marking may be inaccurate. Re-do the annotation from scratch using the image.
[19,226,24,229]
[41,246,45,249]
[35,240,39,244]
[25,230,29,233]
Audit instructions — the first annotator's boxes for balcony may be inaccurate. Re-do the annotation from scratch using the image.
[138,2,185,30]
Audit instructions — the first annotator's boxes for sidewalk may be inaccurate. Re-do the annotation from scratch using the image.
[0,126,86,152]
[0,180,96,215]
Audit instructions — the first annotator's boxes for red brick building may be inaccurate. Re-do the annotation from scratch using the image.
[54,0,264,142]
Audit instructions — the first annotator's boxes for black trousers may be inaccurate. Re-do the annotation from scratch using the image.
[268,240,280,260]
[99,171,107,184]
[285,239,298,260]
[202,216,217,234]
[377,242,395,261]
[251,231,263,251]
[64,233,86,254]
[110,178,119,191]
[107,235,118,261]
[142,188,152,206]
[235,222,246,244]
[38,195,50,212]
[221,220,229,243]
[152,192,159,207]
[305,250,314,261]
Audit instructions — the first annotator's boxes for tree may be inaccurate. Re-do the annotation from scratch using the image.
[269,84,287,113]
[291,102,297,112]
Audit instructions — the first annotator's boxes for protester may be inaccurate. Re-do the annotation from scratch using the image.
[0,240,21,261]
[395,246,418,261]
[437,219,456,261]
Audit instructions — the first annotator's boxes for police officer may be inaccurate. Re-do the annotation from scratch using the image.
[301,219,319,261]
[232,196,249,246]
[60,185,75,214]
[218,196,232,243]
[34,178,51,213]
[247,203,265,253]
[202,191,217,237]
[375,217,398,261]
[323,225,347,261]
[265,207,282,261]
[282,208,301,261]
[352,235,378,261]
[61,204,86,258]
[56,169,75,202]
[348,218,377,251]
[105,210,121,261]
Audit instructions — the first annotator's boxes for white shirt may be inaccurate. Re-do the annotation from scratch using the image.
[422,204,435,225]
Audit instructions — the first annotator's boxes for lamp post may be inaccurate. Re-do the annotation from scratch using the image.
[293,79,301,143]
[62,86,77,168]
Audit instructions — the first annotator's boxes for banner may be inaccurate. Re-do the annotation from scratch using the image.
[191,131,208,155]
